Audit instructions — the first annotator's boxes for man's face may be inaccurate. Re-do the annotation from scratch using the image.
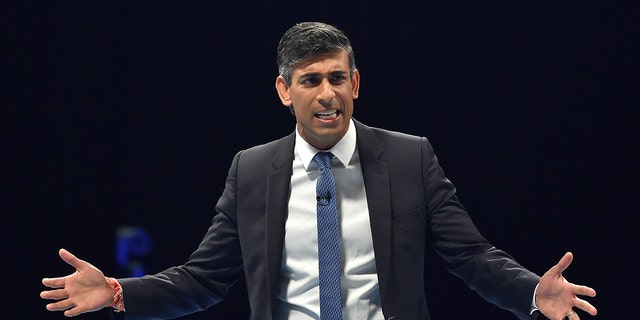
[276,50,360,150]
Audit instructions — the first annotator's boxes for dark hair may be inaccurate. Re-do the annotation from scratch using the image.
[277,22,356,86]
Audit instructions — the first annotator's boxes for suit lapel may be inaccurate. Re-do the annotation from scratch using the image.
[353,120,393,303]
[264,132,295,307]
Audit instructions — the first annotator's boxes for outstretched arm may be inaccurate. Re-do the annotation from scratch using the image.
[41,248,115,317]
[536,252,597,320]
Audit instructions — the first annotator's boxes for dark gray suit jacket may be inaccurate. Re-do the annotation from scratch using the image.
[119,120,540,320]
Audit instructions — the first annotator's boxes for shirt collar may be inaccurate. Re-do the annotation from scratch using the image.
[295,119,357,171]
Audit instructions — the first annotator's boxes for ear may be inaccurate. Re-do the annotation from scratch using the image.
[275,76,292,107]
[351,69,360,99]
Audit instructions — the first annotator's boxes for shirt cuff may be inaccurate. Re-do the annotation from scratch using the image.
[530,282,539,314]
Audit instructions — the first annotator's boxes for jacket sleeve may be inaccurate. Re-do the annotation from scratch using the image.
[422,137,540,320]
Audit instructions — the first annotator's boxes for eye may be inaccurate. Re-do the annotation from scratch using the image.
[301,76,321,86]
[329,74,347,84]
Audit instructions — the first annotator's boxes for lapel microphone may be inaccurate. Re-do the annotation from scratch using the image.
[316,192,331,204]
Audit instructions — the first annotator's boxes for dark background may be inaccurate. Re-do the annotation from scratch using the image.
[4,1,637,319]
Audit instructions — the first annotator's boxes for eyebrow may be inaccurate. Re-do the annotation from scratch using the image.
[298,70,349,79]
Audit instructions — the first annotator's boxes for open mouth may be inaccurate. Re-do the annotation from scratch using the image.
[315,110,340,120]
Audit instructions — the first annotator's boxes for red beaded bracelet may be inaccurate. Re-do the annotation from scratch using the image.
[105,277,125,312]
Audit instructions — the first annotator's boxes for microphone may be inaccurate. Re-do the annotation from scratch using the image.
[316,193,331,202]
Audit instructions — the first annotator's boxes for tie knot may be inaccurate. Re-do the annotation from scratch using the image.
[312,152,333,170]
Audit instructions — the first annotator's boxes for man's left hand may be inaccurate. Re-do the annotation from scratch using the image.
[536,252,597,320]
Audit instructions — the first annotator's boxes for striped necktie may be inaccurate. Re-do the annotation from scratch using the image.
[312,152,342,320]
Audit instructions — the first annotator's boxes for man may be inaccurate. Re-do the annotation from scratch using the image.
[41,22,597,320]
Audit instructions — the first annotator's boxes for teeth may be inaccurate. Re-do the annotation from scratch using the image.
[316,110,338,120]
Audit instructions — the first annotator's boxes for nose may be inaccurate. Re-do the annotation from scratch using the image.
[317,79,336,106]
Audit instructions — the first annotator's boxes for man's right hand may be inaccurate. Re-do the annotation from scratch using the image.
[41,248,115,317]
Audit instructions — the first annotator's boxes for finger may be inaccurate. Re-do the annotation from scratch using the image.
[42,277,67,288]
[565,310,580,320]
[574,297,598,316]
[571,284,597,297]
[58,248,87,271]
[46,299,75,312]
[40,288,69,300]
[64,306,86,317]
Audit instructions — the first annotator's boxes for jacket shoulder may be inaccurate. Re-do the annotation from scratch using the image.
[356,121,428,156]
[233,132,295,171]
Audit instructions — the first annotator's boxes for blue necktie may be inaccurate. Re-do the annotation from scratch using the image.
[312,152,342,320]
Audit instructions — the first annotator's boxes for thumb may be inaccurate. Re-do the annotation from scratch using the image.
[549,252,573,277]
[58,248,87,271]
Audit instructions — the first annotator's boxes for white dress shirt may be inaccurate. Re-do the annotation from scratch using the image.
[275,120,384,320]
